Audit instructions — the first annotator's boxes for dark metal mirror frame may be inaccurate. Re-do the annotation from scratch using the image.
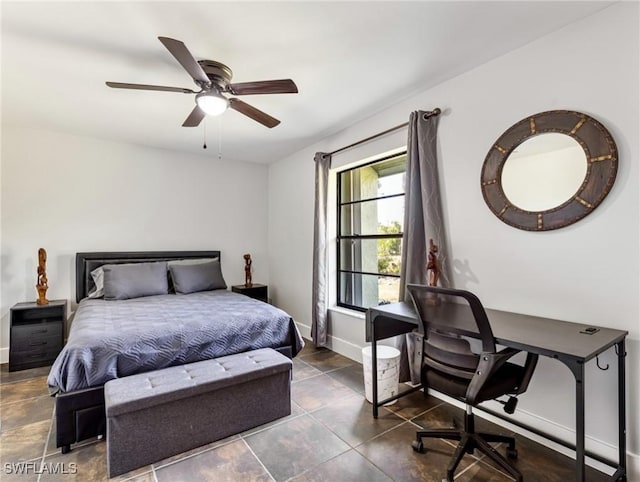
[481,110,617,231]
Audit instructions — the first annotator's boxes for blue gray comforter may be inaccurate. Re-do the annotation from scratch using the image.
[48,290,304,393]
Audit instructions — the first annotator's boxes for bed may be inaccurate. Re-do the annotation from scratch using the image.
[50,250,304,453]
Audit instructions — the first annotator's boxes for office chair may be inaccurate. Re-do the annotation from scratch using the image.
[406,284,538,482]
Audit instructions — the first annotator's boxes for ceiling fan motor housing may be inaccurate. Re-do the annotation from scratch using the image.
[198,60,233,89]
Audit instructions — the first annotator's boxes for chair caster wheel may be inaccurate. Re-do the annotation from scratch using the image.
[412,440,424,453]
[507,447,518,459]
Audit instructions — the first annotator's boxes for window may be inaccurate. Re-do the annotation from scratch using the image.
[337,152,406,311]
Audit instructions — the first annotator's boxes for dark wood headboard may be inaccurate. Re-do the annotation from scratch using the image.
[75,251,221,302]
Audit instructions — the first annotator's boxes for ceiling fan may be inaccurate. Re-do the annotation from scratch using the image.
[106,36,298,128]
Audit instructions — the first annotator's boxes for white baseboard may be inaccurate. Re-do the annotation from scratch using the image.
[295,321,311,342]
[0,347,8,364]
[295,321,364,361]
[629,454,640,481]
[294,321,638,480]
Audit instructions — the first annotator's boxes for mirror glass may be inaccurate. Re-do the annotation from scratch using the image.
[501,133,587,211]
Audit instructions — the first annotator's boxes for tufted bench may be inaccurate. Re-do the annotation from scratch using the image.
[104,348,292,477]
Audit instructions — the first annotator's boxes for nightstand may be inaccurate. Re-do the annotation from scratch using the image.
[231,284,268,303]
[9,299,66,372]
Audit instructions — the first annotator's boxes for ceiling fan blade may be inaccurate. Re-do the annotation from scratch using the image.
[182,106,206,127]
[229,98,280,128]
[106,81,196,94]
[158,36,210,85]
[227,79,298,96]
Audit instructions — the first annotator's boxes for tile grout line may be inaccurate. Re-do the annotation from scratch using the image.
[241,437,277,482]
[241,412,308,438]
[36,403,56,482]
[0,393,52,408]
[284,411,353,482]
[390,398,446,424]
[0,374,49,387]
[151,437,241,471]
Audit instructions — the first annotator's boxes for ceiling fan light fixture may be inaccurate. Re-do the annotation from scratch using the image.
[196,91,229,116]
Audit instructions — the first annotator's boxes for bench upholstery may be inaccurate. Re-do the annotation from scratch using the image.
[105,348,292,477]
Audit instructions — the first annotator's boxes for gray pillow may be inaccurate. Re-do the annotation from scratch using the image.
[169,259,226,294]
[103,262,169,300]
[167,257,219,267]
[166,258,220,293]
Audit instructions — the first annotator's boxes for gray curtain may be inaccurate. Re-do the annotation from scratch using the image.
[311,152,331,347]
[399,110,450,382]
[400,110,451,296]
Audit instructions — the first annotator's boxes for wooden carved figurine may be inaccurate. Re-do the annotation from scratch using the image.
[426,239,441,306]
[243,254,252,288]
[427,239,440,287]
[36,248,49,305]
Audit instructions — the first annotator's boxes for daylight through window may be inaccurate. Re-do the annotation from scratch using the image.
[337,152,406,311]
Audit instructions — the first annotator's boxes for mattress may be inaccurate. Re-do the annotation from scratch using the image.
[48,290,304,393]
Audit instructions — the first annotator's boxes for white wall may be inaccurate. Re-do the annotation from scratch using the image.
[1,128,270,353]
[268,2,639,475]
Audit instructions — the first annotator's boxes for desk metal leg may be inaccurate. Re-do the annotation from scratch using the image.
[562,357,586,482]
[575,362,585,482]
[372,333,379,418]
[616,339,627,481]
[559,349,626,482]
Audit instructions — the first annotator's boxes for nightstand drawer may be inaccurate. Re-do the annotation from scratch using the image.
[12,321,63,341]
[9,346,61,366]
[11,332,62,351]
[231,284,268,303]
[13,305,64,321]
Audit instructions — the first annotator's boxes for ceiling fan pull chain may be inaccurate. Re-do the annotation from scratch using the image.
[217,117,223,160]
[202,118,207,149]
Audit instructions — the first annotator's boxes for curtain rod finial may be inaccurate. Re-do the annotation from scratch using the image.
[423,108,441,120]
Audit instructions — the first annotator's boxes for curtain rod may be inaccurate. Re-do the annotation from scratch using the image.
[328,108,441,156]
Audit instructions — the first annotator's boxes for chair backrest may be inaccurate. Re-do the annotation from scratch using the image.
[407,284,539,406]
[407,284,496,356]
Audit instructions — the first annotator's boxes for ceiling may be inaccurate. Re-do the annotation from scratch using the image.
[1,1,614,164]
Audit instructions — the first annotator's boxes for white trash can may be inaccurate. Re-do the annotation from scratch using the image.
[362,345,401,405]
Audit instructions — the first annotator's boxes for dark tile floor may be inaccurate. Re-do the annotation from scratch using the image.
[0,342,609,481]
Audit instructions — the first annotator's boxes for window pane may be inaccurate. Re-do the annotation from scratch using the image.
[340,197,404,236]
[339,238,402,275]
[339,272,400,309]
[340,155,406,203]
[377,171,405,197]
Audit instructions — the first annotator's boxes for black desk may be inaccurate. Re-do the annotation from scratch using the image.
[366,302,628,482]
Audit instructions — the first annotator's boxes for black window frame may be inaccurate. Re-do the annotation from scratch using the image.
[336,152,406,312]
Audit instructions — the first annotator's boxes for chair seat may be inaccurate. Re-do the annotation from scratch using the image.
[424,362,525,403]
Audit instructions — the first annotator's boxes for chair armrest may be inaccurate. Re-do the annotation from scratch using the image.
[514,352,539,395]
[466,349,537,404]
[493,348,539,394]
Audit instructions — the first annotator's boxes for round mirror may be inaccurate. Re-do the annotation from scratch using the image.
[501,133,587,212]
[481,110,617,231]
